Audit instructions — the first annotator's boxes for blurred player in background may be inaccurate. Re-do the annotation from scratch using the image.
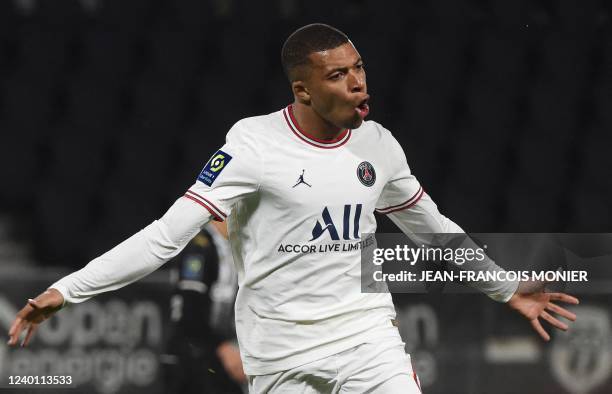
[161,221,245,394]
[8,24,579,393]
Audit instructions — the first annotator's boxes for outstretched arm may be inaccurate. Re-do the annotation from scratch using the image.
[383,190,519,302]
[8,120,262,347]
[50,196,212,304]
[375,128,518,301]
[377,128,579,339]
[384,192,579,340]
[7,196,214,346]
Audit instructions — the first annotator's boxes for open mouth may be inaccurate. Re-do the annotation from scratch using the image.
[355,97,370,118]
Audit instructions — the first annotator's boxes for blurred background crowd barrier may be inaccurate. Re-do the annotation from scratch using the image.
[0,0,611,393]
[0,268,171,394]
[0,268,609,394]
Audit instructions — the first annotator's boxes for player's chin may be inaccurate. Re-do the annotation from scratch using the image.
[333,111,364,130]
[347,114,364,129]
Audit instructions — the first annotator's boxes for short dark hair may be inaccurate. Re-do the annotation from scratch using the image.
[281,23,349,82]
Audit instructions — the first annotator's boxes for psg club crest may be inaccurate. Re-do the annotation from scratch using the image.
[357,161,376,187]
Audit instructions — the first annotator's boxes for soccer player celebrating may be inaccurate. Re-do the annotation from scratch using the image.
[8,24,578,393]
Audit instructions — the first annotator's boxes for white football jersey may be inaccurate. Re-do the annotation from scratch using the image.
[186,105,428,374]
[51,104,518,376]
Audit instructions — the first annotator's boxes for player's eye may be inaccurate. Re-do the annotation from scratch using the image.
[329,73,343,80]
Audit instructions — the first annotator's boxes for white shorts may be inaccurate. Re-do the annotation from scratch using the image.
[248,332,422,393]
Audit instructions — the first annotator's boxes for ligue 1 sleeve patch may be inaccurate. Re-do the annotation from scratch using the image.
[198,150,233,186]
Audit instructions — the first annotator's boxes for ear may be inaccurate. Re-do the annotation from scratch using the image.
[291,80,311,105]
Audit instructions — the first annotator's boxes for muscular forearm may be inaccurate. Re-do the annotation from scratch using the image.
[51,197,213,305]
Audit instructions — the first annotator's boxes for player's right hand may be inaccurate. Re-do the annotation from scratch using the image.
[7,288,64,347]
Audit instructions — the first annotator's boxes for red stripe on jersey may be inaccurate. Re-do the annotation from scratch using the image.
[185,190,227,219]
[376,187,424,215]
[283,106,351,149]
[183,195,224,221]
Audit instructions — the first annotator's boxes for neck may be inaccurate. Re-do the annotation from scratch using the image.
[291,101,344,140]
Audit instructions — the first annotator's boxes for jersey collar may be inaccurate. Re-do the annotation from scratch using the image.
[283,105,351,149]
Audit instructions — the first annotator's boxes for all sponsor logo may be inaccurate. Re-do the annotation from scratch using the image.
[310,204,363,241]
[277,204,374,254]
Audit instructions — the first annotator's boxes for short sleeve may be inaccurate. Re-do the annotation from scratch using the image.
[184,121,263,221]
[375,130,423,214]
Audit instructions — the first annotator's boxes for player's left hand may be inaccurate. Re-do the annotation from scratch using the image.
[507,290,579,341]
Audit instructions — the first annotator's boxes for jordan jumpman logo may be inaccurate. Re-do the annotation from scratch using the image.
[293,169,312,188]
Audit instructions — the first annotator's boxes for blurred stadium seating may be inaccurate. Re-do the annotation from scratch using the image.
[0,0,610,266]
